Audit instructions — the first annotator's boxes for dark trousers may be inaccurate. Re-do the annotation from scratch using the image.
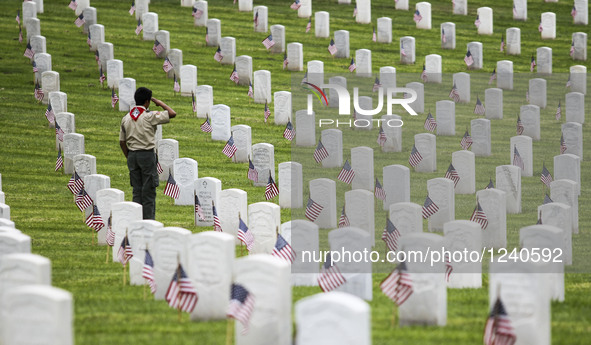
[127,150,159,219]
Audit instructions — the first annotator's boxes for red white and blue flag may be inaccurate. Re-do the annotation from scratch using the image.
[227,283,255,334]
[272,233,295,263]
[380,261,413,306]
[165,264,198,313]
[142,249,156,294]
[317,253,346,292]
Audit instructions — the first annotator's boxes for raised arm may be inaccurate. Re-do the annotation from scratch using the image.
[151,97,176,118]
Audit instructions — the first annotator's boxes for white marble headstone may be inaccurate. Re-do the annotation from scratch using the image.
[278,161,303,209]
[194,177,221,227]
[414,133,436,172]
[248,202,281,254]
[427,178,455,232]
[150,227,191,300]
[211,104,231,141]
[495,165,521,214]
[309,178,336,229]
[173,158,198,206]
[251,143,275,187]
[476,188,507,248]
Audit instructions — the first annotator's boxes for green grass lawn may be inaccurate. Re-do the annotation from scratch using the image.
[0,0,590,343]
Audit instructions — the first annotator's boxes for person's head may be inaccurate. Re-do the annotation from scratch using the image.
[134,87,152,107]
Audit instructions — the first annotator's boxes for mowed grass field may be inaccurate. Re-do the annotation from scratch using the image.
[0,0,590,343]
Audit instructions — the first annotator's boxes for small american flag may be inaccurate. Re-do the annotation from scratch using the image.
[571,5,577,19]
[560,134,567,154]
[213,204,222,232]
[305,197,324,222]
[488,68,497,85]
[290,0,301,10]
[95,51,100,64]
[555,101,561,120]
[142,249,156,294]
[474,15,481,28]
[157,162,164,174]
[262,34,275,49]
[441,28,446,43]
[470,201,488,229]
[301,71,308,84]
[449,83,460,103]
[530,55,536,72]
[485,178,494,189]
[248,82,254,99]
[19,28,23,43]
[34,82,44,101]
[317,253,346,292]
[474,96,485,115]
[24,43,34,59]
[372,77,381,92]
[445,163,460,187]
[283,53,288,69]
[512,146,524,171]
[328,39,337,56]
[538,22,543,33]
[380,261,413,306]
[135,19,143,35]
[75,14,85,27]
[381,218,400,252]
[162,57,173,73]
[512,4,517,17]
[16,10,20,25]
[85,205,105,232]
[313,140,329,163]
[516,115,524,135]
[173,74,180,93]
[483,297,517,345]
[337,159,355,184]
[413,10,422,23]
[422,194,439,219]
[230,65,239,84]
[45,102,55,123]
[348,58,356,72]
[464,50,474,66]
[500,34,505,52]
[272,234,295,263]
[227,284,255,334]
[372,27,377,42]
[200,115,212,133]
[69,0,77,11]
[238,217,254,251]
[68,171,84,195]
[460,129,473,150]
[409,144,423,168]
[191,92,196,113]
[193,8,203,19]
[247,158,258,182]
[165,264,198,313]
[265,174,279,200]
[87,32,92,47]
[424,112,436,132]
[99,67,106,86]
[420,64,428,83]
[205,28,209,44]
[253,11,259,27]
[305,17,311,33]
[400,42,407,57]
[106,215,115,246]
[129,0,135,15]
[264,102,271,123]
[543,193,553,205]
[570,41,574,57]
[283,120,295,141]
[194,195,205,221]
[540,164,553,188]
[338,205,350,228]
[55,147,63,171]
[163,171,180,199]
[353,5,358,17]
[377,127,387,147]
[76,188,93,212]
[222,135,238,158]
[375,178,386,201]
[55,121,65,142]
[111,88,119,109]
[152,40,164,56]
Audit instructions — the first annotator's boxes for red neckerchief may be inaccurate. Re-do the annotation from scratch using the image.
[129,106,146,121]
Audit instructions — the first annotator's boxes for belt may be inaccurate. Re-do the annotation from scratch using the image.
[129,149,154,153]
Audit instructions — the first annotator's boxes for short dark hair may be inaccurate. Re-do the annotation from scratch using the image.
[134,87,152,106]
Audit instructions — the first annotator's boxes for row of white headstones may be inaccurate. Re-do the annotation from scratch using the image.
[7,1,589,345]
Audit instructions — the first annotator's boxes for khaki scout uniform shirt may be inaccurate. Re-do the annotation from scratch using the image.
[119,106,170,151]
